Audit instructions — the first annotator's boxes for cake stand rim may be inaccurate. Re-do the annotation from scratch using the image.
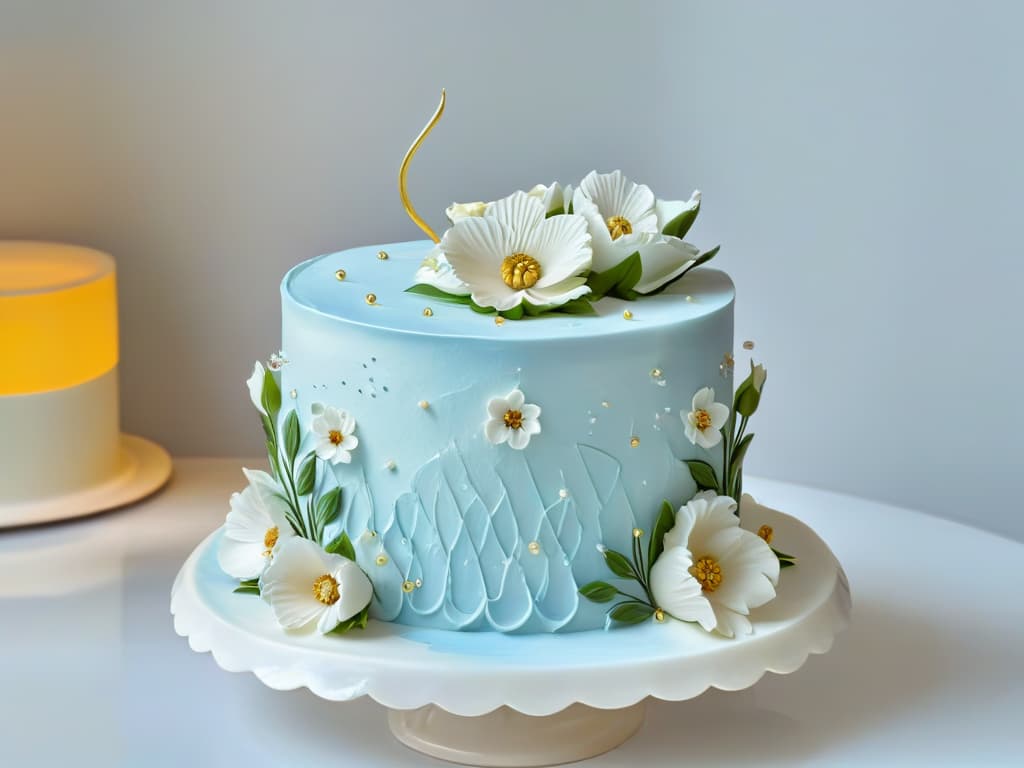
[171,507,851,717]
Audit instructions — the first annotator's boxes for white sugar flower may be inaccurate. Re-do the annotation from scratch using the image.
[573,170,702,293]
[312,405,359,464]
[650,492,779,637]
[217,469,295,579]
[246,361,267,415]
[260,537,373,634]
[414,244,471,296]
[267,350,289,370]
[442,190,592,312]
[484,388,541,450]
[445,182,569,224]
[683,387,730,449]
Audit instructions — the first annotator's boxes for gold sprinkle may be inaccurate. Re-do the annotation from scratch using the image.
[630,436,640,448]
[402,580,415,593]
[384,459,397,471]
[494,316,505,326]
[422,307,433,317]
[414,578,423,588]
[368,530,377,538]
[527,541,541,555]
[655,609,666,623]
[377,250,389,260]
[335,269,347,281]
[632,527,643,539]
[558,488,569,499]
[757,525,774,544]
[601,401,611,408]
[365,293,377,305]
[418,399,430,410]
[685,295,695,303]
[501,253,541,289]
[312,574,341,605]
[289,389,298,399]
[743,340,755,350]
[650,368,662,378]
[623,310,633,320]
[691,556,723,592]
[375,553,389,567]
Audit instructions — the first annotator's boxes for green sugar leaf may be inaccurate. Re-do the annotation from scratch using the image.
[603,549,637,580]
[295,452,316,497]
[282,410,300,464]
[609,602,655,625]
[648,500,676,575]
[661,199,701,239]
[260,368,281,419]
[323,527,354,561]
[685,460,720,492]
[579,581,618,603]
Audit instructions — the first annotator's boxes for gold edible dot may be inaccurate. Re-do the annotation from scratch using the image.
[365,293,377,305]
[422,307,433,317]
[655,609,666,622]
[623,310,633,320]
[558,488,569,499]
[630,436,640,448]
[377,250,389,260]
[402,580,415,593]
[650,368,662,378]
[384,459,397,471]
[418,400,430,410]
[601,401,611,408]
[528,541,541,555]
[685,295,695,303]
[375,554,389,567]
[743,340,755,350]
[289,389,298,399]
[414,578,423,588]
[494,316,505,326]
[335,269,346,281]
[757,524,774,544]
[632,527,644,539]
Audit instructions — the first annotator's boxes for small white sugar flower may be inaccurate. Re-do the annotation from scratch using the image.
[260,537,373,634]
[414,244,471,296]
[484,388,541,450]
[246,361,267,415]
[650,492,779,638]
[267,350,289,370]
[442,190,592,313]
[217,469,295,580]
[683,387,730,449]
[311,405,359,465]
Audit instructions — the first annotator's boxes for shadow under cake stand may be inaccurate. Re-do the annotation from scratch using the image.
[171,506,850,767]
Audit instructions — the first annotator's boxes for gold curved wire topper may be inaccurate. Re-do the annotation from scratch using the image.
[399,89,446,244]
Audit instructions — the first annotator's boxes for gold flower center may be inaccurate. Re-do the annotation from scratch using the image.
[313,574,340,605]
[757,525,774,544]
[262,526,279,557]
[691,556,723,592]
[606,215,632,240]
[501,253,541,289]
[694,409,713,431]
[328,429,344,446]
[503,409,524,430]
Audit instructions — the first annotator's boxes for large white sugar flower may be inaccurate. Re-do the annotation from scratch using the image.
[246,361,267,415]
[445,182,570,224]
[573,170,702,293]
[484,388,541,450]
[683,387,730,449]
[651,492,779,637]
[260,537,373,634]
[217,469,295,579]
[414,244,471,296]
[441,190,592,312]
[312,405,359,464]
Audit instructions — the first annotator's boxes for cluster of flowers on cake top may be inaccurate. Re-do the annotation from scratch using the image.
[217,359,378,636]
[408,171,720,319]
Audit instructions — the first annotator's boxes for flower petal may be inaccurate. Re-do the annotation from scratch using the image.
[261,538,329,630]
[649,547,716,631]
[571,191,619,272]
[340,434,358,451]
[525,277,591,308]
[669,493,738,556]
[443,216,513,287]
[506,389,525,409]
[507,427,532,450]
[314,439,336,461]
[217,535,268,580]
[484,419,509,445]
[414,246,471,296]
[654,190,700,231]
[695,428,722,449]
[520,403,541,420]
[692,387,714,411]
[523,213,592,288]
[578,170,656,230]
[630,235,701,294]
[485,190,546,233]
[339,410,356,434]
[710,602,752,638]
[331,449,353,465]
[311,416,329,436]
[487,397,510,419]
[707,402,730,430]
[711,529,779,613]
[246,362,266,415]
[521,418,541,436]
[333,558,374,622]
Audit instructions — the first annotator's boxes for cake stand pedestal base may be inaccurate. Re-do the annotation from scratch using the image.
[388,702,646,767]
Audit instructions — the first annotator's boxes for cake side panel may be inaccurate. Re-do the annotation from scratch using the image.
[281,298,734,633]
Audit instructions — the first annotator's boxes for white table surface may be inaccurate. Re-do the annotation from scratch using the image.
[2,459,1022,767]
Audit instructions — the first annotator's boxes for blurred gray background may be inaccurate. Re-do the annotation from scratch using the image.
[2,0,1021,539]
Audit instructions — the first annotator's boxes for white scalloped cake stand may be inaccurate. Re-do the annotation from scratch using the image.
[172,506,850,767]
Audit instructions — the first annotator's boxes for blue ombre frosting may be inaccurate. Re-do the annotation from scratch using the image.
[280,240,734,633]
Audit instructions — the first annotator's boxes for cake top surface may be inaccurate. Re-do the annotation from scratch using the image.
[283,240,734,341]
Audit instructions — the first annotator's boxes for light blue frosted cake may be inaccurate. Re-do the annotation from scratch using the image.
[218,165,783,640]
